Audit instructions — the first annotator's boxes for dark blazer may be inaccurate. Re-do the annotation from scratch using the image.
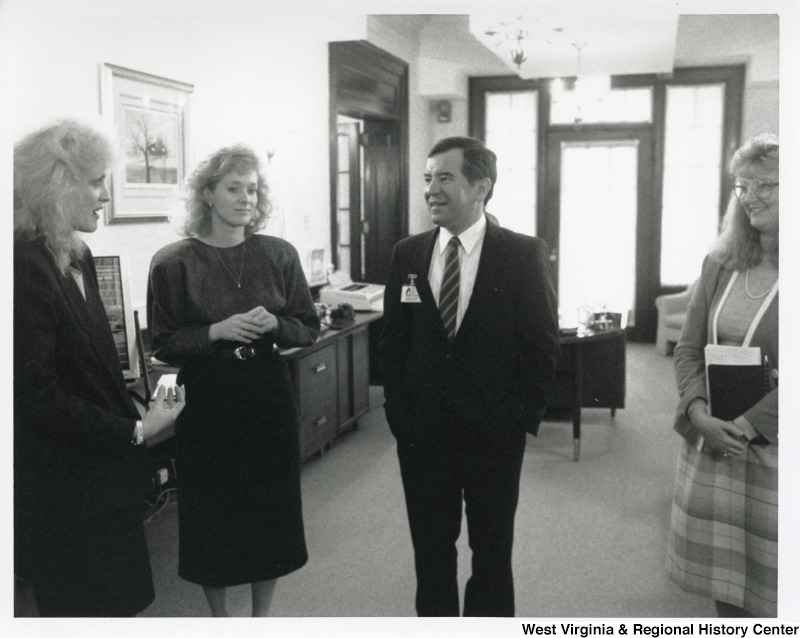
[380,218,560,441]
[14,238,149,525]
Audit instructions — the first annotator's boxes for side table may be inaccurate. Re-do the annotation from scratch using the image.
[548,328,626,460]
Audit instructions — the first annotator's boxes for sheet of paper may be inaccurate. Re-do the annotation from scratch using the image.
[704,344,761,366]
[155,374,178,393]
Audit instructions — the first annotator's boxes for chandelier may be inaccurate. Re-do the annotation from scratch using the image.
[550,42,611,124]
[482,15,564,69]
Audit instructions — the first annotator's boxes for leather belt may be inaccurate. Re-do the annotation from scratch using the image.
[219,343,275,361]
[234,345,257,360]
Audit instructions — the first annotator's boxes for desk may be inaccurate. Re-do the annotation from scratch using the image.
[131,312,383,461]
[282,312,383,461]
[547,328,626,461]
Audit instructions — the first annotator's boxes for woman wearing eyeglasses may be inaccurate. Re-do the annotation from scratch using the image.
[665,134,778,617]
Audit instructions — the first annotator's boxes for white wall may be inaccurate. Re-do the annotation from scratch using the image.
[4,8,781,313]
[3,3,358,320]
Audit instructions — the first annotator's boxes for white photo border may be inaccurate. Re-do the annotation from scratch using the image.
[101,63,193,223]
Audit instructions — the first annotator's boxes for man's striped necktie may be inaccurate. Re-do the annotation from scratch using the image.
[439,236,461,339]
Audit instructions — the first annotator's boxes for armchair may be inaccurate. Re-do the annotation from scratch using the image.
[654,281,697,356]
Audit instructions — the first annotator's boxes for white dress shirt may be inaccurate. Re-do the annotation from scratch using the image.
[429,214,487,333]
[70,266,86,300]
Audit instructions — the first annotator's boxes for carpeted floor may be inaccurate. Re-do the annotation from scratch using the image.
[14,344,719,619]
[132,343,714,618]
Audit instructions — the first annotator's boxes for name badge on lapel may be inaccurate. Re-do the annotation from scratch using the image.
[401,274,421,303]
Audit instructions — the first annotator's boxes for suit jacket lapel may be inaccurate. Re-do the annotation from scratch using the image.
[414,229,450,338]
[62,255,132,400]
[456,220,506,340]
[56,259,96,335]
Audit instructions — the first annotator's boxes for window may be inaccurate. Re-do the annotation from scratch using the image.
[660,84,725,285]
[551,87,653,125]
[484,91,538,236]
[471,66,743,341]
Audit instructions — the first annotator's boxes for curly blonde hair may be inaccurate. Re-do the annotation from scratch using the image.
[711,133,779,270]
[178,144,271,238]
[14,119,115,274]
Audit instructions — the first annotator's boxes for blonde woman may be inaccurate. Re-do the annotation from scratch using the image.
[148,145,319,616]
[14,119,184,616]
[666,134,779,617]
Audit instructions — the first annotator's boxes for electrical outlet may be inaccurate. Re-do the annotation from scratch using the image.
[156,468,169,485]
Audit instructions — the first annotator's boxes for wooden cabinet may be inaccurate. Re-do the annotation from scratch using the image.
[548,328,626,412]
[293,342,338,461]
[139,312,382,462]
[546,328,626,460]
[283,312,382,462]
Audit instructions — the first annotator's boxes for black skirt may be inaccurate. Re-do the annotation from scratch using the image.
[175,354,308,587]
[15,506,154,617]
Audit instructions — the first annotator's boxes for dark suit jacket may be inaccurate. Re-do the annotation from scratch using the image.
[379,218,560,442]
[14,238,149,525]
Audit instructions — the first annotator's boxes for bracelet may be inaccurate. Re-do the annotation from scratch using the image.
[132,420,144,446]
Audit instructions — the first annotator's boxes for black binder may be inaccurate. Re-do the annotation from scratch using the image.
[705,345,770,421]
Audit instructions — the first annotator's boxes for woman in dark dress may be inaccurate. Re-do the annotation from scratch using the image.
[147,144,320,616]
[14,118,185,616]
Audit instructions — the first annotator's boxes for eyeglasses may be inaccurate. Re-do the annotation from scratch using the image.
[733,180,779,201]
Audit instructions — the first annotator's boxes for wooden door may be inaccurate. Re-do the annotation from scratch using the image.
[362,119,401,285]
[329,41,408,286]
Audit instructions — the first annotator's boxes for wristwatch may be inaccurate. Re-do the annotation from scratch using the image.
[132,420,144,446]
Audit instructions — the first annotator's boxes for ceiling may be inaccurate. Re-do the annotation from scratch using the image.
[468,10,680,79]
[369,13,778,88]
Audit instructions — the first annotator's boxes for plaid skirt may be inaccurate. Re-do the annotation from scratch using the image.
[665,439,778,617]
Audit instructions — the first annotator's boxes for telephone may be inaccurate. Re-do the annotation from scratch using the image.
[319,271,384,311]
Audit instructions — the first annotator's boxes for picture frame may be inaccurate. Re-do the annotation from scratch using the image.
[101,63,193,223]
[308,248,327,287]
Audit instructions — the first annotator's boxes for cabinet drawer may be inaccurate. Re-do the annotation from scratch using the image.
[299,401,337,460]
[296,343,337,417]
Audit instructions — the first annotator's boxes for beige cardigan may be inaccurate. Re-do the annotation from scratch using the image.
[672,255,779,445]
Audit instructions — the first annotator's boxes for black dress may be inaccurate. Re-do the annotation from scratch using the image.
[147,235,320,586]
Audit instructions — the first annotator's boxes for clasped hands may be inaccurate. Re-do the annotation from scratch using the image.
[209,306,278,344]
[688,401,749,458]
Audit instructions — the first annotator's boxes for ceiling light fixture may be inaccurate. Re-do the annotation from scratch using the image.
[550,42,611,124]
[483,15,564,70]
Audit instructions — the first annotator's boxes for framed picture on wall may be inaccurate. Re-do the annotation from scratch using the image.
[101,63,193,223]
[308,248,327,287]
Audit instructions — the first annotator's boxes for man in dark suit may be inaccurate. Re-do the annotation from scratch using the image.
[380,136,559,617]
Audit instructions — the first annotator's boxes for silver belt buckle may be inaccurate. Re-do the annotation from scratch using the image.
[234,345,256,360]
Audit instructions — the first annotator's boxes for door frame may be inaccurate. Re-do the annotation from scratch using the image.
[544,125,657,342]
[328,41,409,282]
[335,120,363,279]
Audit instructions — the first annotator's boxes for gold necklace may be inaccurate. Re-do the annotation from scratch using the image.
[744,267,776,300]
[215,240,246,288]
